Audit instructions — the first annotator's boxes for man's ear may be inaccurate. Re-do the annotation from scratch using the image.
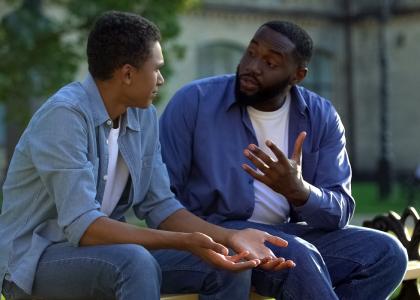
[291,67,308,85]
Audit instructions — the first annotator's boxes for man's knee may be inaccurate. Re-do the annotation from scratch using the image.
[275,236,324,266]
[371,230,408,276]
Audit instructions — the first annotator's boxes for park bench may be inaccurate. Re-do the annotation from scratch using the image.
[363,206,420,300]
[161,292,272,299]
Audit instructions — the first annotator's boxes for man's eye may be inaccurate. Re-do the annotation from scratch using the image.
[248,50,256,57]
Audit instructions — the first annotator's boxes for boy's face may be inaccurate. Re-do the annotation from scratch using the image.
[124,41,165,108]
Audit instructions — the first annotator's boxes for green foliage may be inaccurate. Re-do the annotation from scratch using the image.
[0,0,199,126]
[0,0,80,124]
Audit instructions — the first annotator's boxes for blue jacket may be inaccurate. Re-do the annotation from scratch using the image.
[160,74,354,229]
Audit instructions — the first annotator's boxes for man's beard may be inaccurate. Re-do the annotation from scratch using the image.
[234,70,290,107]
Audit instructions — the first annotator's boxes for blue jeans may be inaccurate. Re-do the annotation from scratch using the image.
[220,221,408,300]
[2,242,251,300]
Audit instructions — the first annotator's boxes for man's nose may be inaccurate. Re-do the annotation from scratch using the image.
[245,59,262,76]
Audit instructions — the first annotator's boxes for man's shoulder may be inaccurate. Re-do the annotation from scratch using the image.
[294,85,335,115]
[178,74,235,94]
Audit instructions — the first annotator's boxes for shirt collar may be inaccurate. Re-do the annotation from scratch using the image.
[225,75,239,112]
[81,73,140,131]
[226,75,308,115]
[81,73,110,127]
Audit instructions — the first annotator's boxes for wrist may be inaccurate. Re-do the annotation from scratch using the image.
[288,181,311,207]
[222,228,239,248]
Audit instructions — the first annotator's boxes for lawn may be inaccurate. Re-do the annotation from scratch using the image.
[353,181,419,215]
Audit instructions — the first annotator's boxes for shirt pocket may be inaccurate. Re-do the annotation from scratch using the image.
[302,150,319,183]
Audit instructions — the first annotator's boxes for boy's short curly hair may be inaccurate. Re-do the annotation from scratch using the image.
[87,11,161,80]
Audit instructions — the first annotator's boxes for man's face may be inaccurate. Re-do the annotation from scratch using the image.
[235,26,298,107]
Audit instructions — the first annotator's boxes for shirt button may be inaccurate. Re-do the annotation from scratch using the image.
[103,175,108,181]
[106,139,109,145]
[106,119,112,127]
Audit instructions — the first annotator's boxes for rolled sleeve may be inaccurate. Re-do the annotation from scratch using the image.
[65,209,107,246]
[145,199,184,229]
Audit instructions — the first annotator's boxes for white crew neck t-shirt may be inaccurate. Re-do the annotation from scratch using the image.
[247,93,291,225]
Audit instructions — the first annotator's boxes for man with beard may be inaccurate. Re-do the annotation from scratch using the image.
[159,21,408,299]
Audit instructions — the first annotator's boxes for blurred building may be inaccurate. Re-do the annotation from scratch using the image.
[161,0,420,179]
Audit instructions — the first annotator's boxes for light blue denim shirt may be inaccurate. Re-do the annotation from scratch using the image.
[0,74,183,294]
[160,75,354,229]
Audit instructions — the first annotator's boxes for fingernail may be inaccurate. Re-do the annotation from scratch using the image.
[249,144,256,150]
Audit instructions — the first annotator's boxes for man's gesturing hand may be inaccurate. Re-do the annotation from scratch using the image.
[242,131,311,207]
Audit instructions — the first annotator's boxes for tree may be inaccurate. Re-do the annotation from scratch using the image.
[0,0,197,168]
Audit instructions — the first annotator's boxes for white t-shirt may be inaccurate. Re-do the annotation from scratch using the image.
[247,93,291,225]
[101,121,129,216]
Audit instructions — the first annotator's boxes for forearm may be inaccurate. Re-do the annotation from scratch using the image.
[80,216,189,250]
[158,209,236,245]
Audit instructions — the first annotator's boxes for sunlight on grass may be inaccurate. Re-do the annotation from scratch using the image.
[353,182,419,214]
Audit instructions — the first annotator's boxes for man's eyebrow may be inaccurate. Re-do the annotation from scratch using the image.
[250,38,286,57]
[269,48,285,57]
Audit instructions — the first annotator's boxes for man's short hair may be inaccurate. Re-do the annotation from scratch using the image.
[262,21,313,67]
[87,11,161,80]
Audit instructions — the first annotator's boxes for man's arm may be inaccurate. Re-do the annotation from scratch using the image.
[243,106,354,230]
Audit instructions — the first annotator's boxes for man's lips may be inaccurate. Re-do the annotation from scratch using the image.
[239,75,259,91]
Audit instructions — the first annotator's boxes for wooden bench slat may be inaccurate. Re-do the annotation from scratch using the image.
[160,292,274,300]
[160,294,198,300]
[404,260,420,280]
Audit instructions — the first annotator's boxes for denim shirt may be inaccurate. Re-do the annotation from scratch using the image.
[0,74,183,294]
[159,74,354,229]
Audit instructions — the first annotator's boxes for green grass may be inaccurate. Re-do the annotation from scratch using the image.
[352,181,419,215]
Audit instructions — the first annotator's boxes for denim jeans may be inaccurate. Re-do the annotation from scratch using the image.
[2,242,251,300]
[220,221,408,300]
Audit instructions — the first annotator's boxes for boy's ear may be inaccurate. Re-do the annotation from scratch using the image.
[119,64,133,85]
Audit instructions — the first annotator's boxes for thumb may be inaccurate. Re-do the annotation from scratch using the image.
[196,233,229,255]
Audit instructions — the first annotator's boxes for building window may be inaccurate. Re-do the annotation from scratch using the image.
[197,41,244,78]
[302,49,333,100]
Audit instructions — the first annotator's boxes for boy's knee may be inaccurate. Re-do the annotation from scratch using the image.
[118,244,161,280]
[201,269,252,295]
